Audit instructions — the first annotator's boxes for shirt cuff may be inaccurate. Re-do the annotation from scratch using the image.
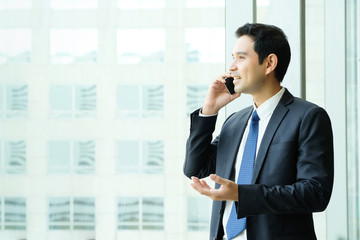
[199,108,218,117]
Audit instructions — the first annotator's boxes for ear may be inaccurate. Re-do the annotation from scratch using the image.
[264,54,278,75]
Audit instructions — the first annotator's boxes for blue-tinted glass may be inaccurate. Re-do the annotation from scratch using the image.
[4,141,26,174]
[48,141,71,173]
[142,141,164,174]
[4,198,26,230]
[50,85,72,110]
[73,198,95,230]
[74,140,95,174]
[51,29,97,64]
[118,141,139,173]
[118,197,139,230]
[117,85,140,118]
[49,197,70,230]
[187,197,211,231]
[117,29,164,64]
[142,197,163,230]
[75,85,97,114]
[0,29,31,64]
[185,28,225,63]
[6,85,28,118]
[186,85,207,114]
[142,85,163,118]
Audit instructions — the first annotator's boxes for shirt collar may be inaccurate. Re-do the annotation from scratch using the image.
[253,87,285,120]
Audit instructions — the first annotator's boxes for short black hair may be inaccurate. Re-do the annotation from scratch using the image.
[235,23,291,82]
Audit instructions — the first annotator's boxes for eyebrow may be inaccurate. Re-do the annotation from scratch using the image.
[232,51,248,57]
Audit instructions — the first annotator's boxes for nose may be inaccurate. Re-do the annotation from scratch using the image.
[228,60,237,71]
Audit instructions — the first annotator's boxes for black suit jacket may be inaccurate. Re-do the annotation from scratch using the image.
[184,89,334,240]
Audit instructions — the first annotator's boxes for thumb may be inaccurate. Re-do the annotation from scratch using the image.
[209,174,228,185]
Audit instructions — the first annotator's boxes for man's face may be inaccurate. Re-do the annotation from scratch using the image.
[229,35,267,94]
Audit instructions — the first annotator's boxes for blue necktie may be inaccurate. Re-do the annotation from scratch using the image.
[226,110,260,240]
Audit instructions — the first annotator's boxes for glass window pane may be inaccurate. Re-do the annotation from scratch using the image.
[117,85,140,118]
[49,198,70,230]
[0,0,31,9]
[186,85,208,115]
[48,141,71,173]
[4,198,26,230]
[6,85,28,118]
[4,141,26,174]
[75,85,97,118]
[142,197,163,230]
[51,29,98,64]
[186,0,224,8]
[73,140,95,174]
[117,0,164,9]
[118,197,139,230]
[51,0,97,9]
[73,197,95,230]
[142,141,164,174]
[49,85,73,118]
[185,28,225,63]
[187,197,211,231]
[0,85,3,117]
[0,29,31,64]
[118,141,139,173]
[117,29,164,64]
[142,85,164,118]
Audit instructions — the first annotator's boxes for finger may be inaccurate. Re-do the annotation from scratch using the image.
[216,75,226,83]
[231,92,241,100]
[191,181,209,196]
[210,174,229,186]
[200,179,211,190]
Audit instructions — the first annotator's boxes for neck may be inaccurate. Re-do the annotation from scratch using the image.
[252,82,282,107]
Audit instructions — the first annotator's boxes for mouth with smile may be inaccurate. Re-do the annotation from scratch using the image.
[233,76,241,83]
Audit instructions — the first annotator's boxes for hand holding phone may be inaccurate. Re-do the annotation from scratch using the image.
[224,77,235,95]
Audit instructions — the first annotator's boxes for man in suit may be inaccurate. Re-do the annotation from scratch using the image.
[183,23,334,240]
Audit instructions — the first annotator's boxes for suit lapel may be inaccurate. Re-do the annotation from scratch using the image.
[221,108,253,180]
[251,89,293,184]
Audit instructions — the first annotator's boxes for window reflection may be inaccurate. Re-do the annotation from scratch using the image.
[117,29,165,64]
[118,140,164,174]
[0,29,31,64]
[117,85,163,118]
[50,29,98,64]
[118,197,164,230]
[1,141,26,174]
[0,85,28,119]
[1,198,26,230]
[185,28,225,63]
[49,85,97,118]
[48,140,95,174]
[187,197,211,231]
[187,85,208,115]
[48,197,95,230]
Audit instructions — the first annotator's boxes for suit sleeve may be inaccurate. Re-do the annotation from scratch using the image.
[183,109,219,179]
[236,107,334,218]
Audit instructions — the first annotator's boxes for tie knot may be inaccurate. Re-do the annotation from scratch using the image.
[251,110,260,122]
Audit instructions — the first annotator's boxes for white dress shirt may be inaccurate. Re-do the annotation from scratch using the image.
[221,87,285,240]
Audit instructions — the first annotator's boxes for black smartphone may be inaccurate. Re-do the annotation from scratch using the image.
[225,77,235,95]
